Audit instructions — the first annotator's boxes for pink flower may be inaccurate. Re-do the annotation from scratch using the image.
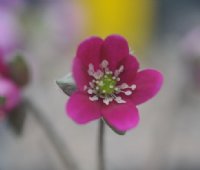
[0,0,24,11]
[0,8,22,56]
[66,35,163,132]
[0,49,10,77]
[0,77,21,113]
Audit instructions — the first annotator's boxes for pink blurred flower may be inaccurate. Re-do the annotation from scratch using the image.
[181,27,200,88]
[0,77,21,113]
[42,0,85,51]
[66,35,163,132]
[0,0,24,10]
[181,26,200,57]
[0,8,22,56]
[0,50,10,77]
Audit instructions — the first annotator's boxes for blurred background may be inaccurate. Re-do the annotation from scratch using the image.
[0,0,200,170]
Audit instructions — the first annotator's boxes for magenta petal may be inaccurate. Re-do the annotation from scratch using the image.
[120,55,140,84]
[73,37,103,90]
[72,57,91,90]
[0,52,10,78]
[102,100,139,132]
[0,78,21,112]
[66,91,101,124]
[102,35,129,70]
[76,36,103,69]
[131,69,163,105]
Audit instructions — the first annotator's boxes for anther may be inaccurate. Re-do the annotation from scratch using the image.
[101,60,109,68]
[131,84,136,90]
[109,85,114,89]
[99,81,104,86]
[83,85,87,91]
[125,91,132,96]
[87,89,93,94]
[89,96,98,101]
[112,76,116,80]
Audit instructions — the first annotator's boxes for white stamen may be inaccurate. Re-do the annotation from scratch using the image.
[125,90,132,96]
[101,60,109,68]
[109,85,114,88]
[84,85,87,91]
[118,65,124,72]
[115,87,119,91]
[89,82,94,88]
[96,86,99,90]
[112,76,116,80]
[114,65,124,77]
[89,96,99,101]
[87,89,93,94]
[117,77,120,81]
[131,84,136,90]
[103,99,109,105]
[99,81,104,86]
[105,71,109,74]
[118,83,129,89]
[94,70,103,79]
[115,97,126,104]
[88,64,95,76]
[103,97,113,105]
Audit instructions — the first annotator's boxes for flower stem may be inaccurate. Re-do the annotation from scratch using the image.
[24,98,78,170]
[98,119,105,170]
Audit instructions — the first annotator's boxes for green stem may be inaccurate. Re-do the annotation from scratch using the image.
[24,98,78,170]
[98,119,105,170]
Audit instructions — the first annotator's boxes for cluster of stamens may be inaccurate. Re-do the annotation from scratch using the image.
[84,60,136,105]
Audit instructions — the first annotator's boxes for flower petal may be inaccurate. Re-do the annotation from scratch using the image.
[0,78,21,112]
[102,35,129,71]
[119,55,139,84]
[131,69,163,105]
[0,53,10,78]
[73,37,103,90]
[72,57,91,90]
[66,91,101,124]
[102,100,139,132]
[76,36,103,69]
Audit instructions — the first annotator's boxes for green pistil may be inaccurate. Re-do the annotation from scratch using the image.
[0,96,6,106]
[98,74,117,95]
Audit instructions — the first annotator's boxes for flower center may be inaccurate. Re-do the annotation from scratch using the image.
[97,74,116,95]
[84,60,136,105]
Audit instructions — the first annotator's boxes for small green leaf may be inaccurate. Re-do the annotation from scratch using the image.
[8,54,30,87]
[7,103,27,135]
[0,96,6,106]
[56,73,77,96]
[103,118,126,135]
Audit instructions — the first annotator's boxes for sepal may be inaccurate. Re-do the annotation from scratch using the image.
[7,102,27,135]
[0,96,6,106]
[8,54,30,87]
[56,73,76,96]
